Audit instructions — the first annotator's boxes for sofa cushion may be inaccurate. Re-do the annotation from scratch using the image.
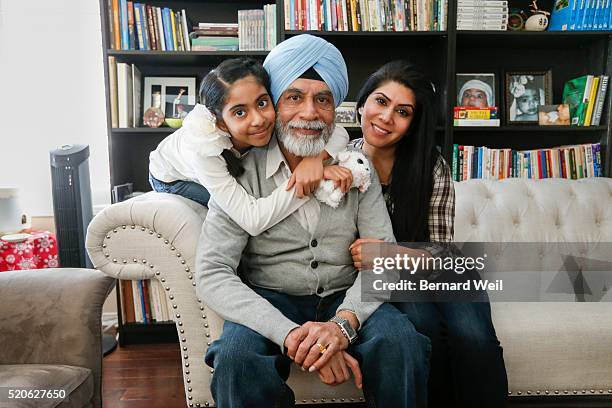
[0,364,93,408]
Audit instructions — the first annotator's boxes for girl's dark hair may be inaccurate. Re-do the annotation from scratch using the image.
[356,60,439,242]
[199,58,271,177]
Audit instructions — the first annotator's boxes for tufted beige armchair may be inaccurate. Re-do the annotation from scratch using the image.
[86,178,612,407]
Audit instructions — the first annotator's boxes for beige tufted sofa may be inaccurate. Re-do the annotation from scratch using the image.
[86,177,612,407]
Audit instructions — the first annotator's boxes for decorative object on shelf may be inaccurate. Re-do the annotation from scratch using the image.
[143,107,165,128]
[164,118,183,129]
[507,8,527,30]
[335,102,358,127]
[456,73,497,108]
[505,71,552,124]
[525,0,550,31]
[143,76,196,118]
[0,230,58,272]
[538,104,571,125]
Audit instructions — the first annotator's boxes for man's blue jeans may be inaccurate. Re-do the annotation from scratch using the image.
[393,301,508,408]
[148,174,211,207]
[205,287,431,408]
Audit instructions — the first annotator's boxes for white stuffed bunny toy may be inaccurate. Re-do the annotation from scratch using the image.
[314,150,372,208]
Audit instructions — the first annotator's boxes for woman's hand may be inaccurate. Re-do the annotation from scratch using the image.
[287,156,324,198]
[349,238,384,270]
[323,165,353,193]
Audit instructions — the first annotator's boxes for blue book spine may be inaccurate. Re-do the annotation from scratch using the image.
[120,0,129,49]
[137,281,147,323]
[139,4,149,50]
[289,0,295,29]
[569,0,579,29]
[477,147,483,179]
[576,0,589,31]
[162,8,174,51]
[541,151,548,178]
[581,0,592,29]
[587,0,597,29]
[550,0,574,30]
[526,152,531,179]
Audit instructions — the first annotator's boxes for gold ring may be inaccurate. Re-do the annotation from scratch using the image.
[316,343,327,354]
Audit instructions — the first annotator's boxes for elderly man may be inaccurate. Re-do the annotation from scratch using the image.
[196,34,430,408]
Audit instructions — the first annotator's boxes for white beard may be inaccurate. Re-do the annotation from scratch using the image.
[275,119,332,157]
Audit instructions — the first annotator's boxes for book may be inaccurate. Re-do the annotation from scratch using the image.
[584,76,600,126]
[131,64,141,127]
[454,106,499,119]
[550,0,576,30]
[120,0,129,49]
[181,9,191,51]
[120,280,136,322]
[454,118,500,126]
[591,75,609,125]
[562,75,590,125]
[117,63,133,128]
[108,56,119,128]
[112,0,121,50]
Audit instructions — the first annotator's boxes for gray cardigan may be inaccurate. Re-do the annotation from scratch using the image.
[195,137,396,349]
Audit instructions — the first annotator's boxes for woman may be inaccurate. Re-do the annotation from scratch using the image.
[349,60,508,407]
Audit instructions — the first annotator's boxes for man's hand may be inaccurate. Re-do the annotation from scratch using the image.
[286,155,324,197]
[289,321,349,371]
[316,350,363,389]
[323,165,353,193]
[349,238,384,270]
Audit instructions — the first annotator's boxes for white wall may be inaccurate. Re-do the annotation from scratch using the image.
[0,0,110,216]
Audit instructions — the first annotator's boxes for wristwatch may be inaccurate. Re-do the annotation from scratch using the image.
[329,315,358,344]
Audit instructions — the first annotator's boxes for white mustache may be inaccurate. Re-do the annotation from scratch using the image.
[287,120,326,131]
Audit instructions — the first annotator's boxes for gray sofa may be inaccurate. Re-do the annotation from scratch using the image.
[86,178,612,407]
[0,268,115,408]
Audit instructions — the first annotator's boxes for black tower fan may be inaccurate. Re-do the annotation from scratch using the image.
[50,144,94,268]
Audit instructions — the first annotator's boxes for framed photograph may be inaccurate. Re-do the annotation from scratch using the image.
[456,73,496,108]
[505,71,552,124]
[538,104,570,126]
[143,77,197,119]
[335,102,359,127]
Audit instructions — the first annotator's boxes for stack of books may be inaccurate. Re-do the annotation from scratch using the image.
[107,1,191,51]
[238,5,277,51]
[452,143,603,181]
[191,23,239,51]
[453,107,500,127]
[283,0,448,32]
[456,0,508,31]
[120,280,172,324]
[549,0,611,31]
[562,75,609,126]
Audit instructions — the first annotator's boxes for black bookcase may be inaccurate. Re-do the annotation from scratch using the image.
[99,0,611,344]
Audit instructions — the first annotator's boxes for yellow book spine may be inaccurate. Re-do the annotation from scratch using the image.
[170,10,178,50]
[584,76,600,127]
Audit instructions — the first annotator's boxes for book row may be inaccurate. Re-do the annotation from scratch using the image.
[120,279,171,324]
[452,143,603,181]
[283,0,448,31]
[562,75,609,126]
[549,0,612,31]
[238,5,278,51]
[107,0,191,51]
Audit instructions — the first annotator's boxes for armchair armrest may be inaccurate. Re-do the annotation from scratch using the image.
[85,191,220,407]
[0,268,115,408]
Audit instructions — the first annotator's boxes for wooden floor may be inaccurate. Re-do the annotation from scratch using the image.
[103,342,187,408]
[102,342,612,408]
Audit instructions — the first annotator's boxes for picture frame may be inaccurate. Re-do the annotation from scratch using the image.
[505,70,552,125]
[335,101,359,127]
[456,73,497,108]
[143,77,197,119]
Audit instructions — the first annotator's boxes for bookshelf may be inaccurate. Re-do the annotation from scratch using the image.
[99,0,611,344]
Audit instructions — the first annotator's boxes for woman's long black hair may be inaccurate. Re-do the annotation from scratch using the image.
[355,60,439,242]
[199,58,271,177]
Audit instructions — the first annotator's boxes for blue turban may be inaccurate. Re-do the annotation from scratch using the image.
[263,34,348,107]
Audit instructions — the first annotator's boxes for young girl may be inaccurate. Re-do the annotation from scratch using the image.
[149,58,351,236]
